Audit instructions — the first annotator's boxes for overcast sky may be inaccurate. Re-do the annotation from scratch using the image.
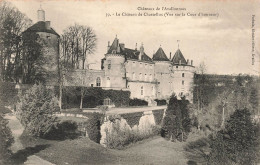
[9,0,260,75]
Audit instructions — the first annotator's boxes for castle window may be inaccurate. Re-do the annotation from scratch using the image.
[107,77,110,80]
[182,73,185,77]
[132,72,135,80]
[96,77,101,87]
[182,80,184,85]
[176,66,178,68]
[150,74,152,81]
[139,73,142,80]
[108,60,111,69]
[141,86,143,95]
[144,74,147,81]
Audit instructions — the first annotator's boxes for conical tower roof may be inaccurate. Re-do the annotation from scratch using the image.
[171,49,187,64]
[152,47,169,61]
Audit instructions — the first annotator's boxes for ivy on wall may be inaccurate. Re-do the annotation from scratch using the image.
[62,87,130,108]
[121,112,144,128]
[152,109,165,125]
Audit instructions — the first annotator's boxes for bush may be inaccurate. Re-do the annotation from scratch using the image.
[129,98,148,106]
[154,99,167,106]
[86,113,104,143]
[44,120,79,140]
[105,117,159,149]
[16,84,60,138]
[208,108,259,165]
[0,114,14,164]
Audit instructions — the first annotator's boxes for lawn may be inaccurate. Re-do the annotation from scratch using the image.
[29,136,188,165]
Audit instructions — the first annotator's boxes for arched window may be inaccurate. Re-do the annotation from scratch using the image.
[96,77,101,87]
[141,86,144,95]
[182,73,185,77]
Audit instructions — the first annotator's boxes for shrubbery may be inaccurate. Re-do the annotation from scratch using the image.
[62,87,130,108]
[129,98,148,106]
[85,112,104,143]
[0,114,14,164]
[161,95,191,142]
[185,108,260,165]
[105,117,159,149]
[154,99,167,106]
[15,84,80,139]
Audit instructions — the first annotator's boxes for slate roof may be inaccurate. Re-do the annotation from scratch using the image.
[107,38,152,62]
[171,49,187,64]
[152,47,169,61]
[23,21,59,36]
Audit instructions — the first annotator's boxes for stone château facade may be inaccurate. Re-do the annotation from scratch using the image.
[24,8,195,104]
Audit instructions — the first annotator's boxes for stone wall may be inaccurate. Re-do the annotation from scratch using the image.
[100,109,165,147]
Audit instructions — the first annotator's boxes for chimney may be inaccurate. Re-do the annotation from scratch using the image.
[187,59,189,65]
[170,52,172,60]
[37,7,45,22]
[191,60,193,66]
[135,43,137,50]
[45,21,51,29]
[179,60,181,65]
[139,43,144,60]
[117,41,120,53]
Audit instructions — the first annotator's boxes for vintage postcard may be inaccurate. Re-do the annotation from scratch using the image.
[0,0,259,164]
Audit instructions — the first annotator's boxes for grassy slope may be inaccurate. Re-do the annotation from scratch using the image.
[32,136,188,165]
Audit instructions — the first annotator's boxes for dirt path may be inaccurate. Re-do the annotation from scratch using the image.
[5,112,54,165]
[5,113,24,153]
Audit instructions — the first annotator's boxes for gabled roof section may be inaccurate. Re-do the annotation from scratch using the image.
[23,21,59,36]
[107,37,123,54]
[152,47,169,61]
[171,49,187,64]
[107,37,152,62]
[122,48,152,62]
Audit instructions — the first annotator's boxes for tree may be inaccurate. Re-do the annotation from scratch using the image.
[162,94,191,141]
[208,108,259,165]
[59,24,97,109]
[0,1,32,81]
[19,32,47,84]
[60,24,97,70]
[0,114,14,164]
[16,84,60,137]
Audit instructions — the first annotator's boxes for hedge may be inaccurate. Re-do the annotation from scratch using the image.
[152,109,165,125]
[62,87,130,109]
[121,112,144,128]
[85,112,105,143]
[129,98,148,106]
[154,99,167,106]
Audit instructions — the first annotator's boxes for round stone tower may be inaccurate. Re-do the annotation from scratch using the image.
[103,37,126,89]
[23,7,60,86]
[171,49,195,102]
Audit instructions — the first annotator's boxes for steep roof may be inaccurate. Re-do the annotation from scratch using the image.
[107,38,152,62]
[152,47,169,61]
[23,21,59,36]
[171,49,187,64]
